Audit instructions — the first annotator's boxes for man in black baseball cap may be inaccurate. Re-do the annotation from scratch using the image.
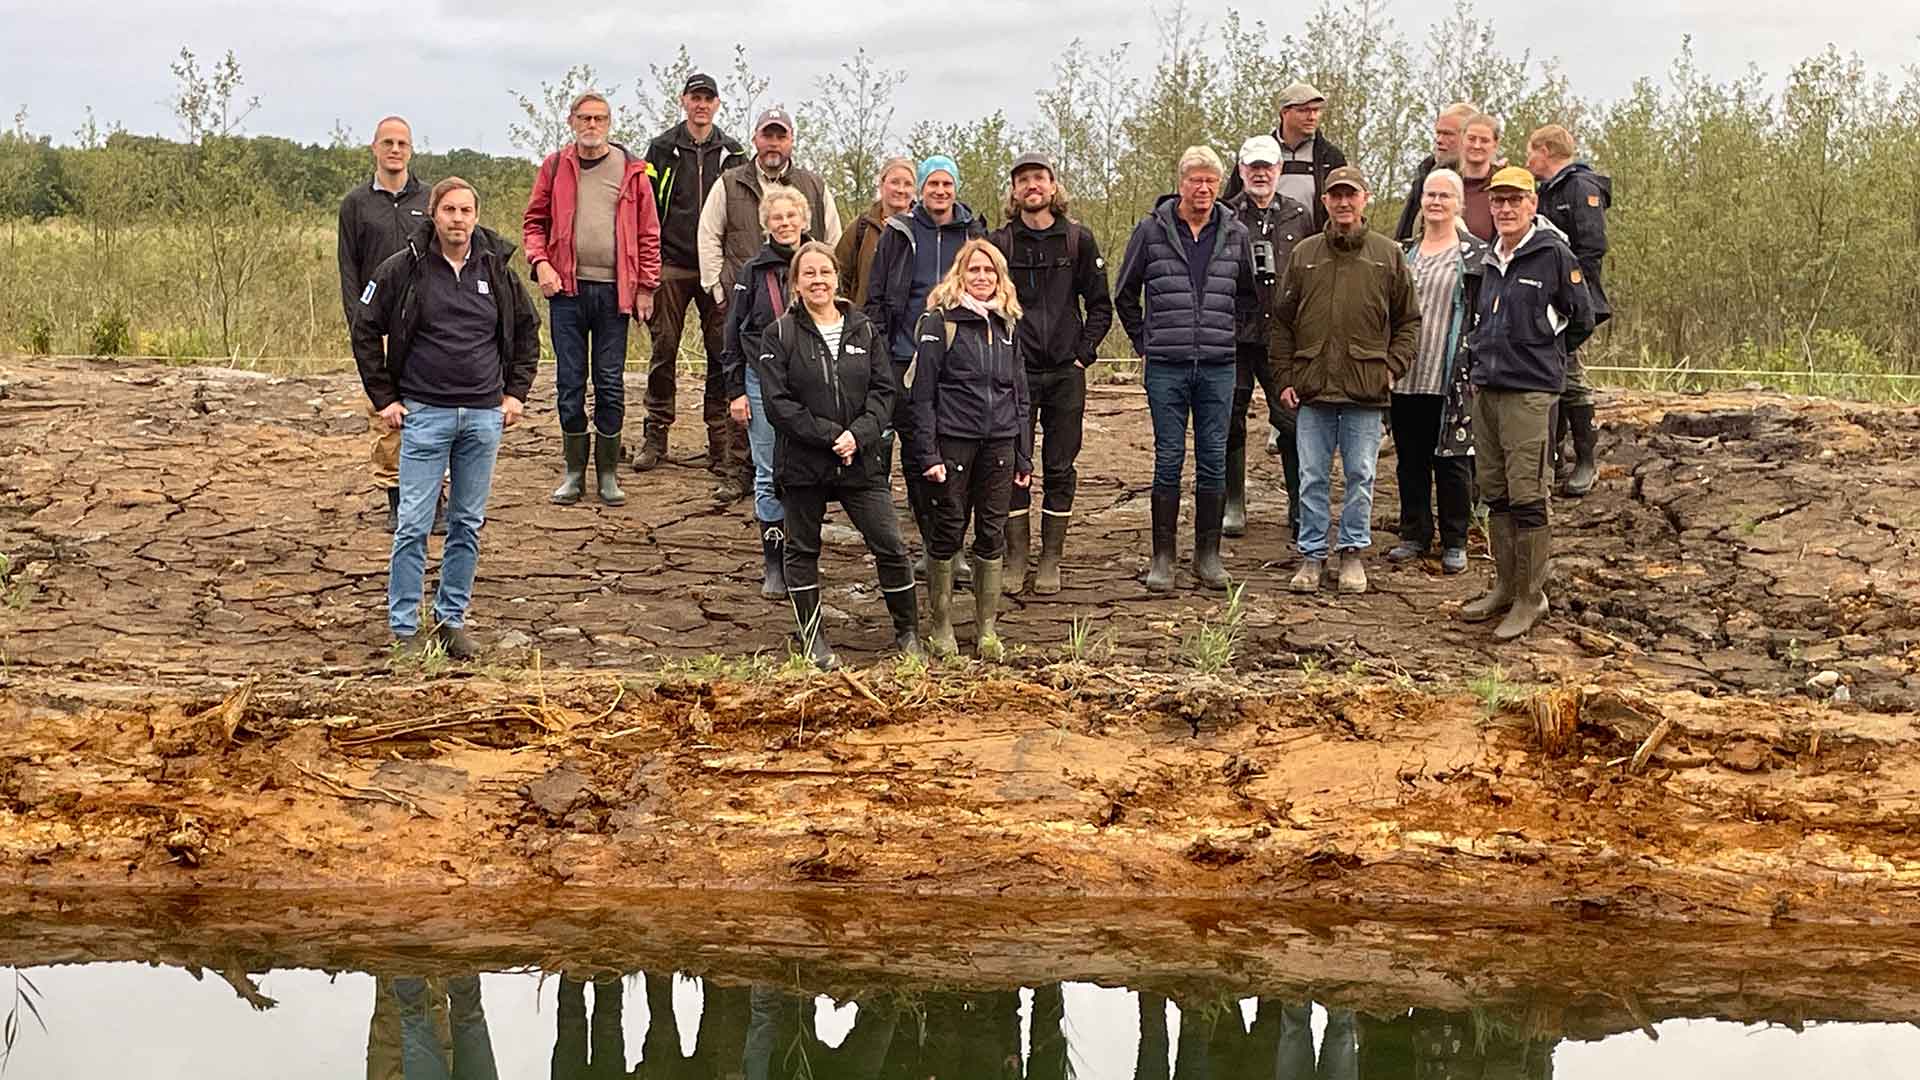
[636,72,747,476]
[988,152,1113,595]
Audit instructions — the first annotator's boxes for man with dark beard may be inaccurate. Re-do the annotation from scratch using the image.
[989,152,1113,594]
[1270,165,1421,596]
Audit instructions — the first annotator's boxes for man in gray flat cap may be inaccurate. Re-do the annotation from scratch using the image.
[1226,81,1350,232]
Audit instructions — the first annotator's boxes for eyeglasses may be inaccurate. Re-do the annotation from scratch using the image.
[1488,194,1530,207]
[574,114,611,126]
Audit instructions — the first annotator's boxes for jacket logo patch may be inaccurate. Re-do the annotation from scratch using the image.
[409,209,423,216]
[476,279,490,295]
[1587,194,1601,207]
[1095,257,1105,269]
[359,281,377,305]
[846,344,867,355]
[919,334,941,343]
[1519,278,1544,288]
[1569,269,1583,285]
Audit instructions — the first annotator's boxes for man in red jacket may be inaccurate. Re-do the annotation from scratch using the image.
[523,91,662,507]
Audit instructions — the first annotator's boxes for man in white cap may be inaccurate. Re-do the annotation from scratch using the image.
[695,104,841,502]
[1226,81,1349,231]
[1223,134,1312,539]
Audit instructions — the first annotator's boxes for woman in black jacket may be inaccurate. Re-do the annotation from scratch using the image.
[756,242,920,670]
[907,238,1033,661]
[723,187,813,601]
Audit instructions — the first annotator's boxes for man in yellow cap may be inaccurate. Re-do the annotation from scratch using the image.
[1460,166,1595,641]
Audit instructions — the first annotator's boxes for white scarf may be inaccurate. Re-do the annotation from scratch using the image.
[958,294,1003,320]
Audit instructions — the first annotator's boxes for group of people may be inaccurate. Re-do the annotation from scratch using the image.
[341,75,1611,669]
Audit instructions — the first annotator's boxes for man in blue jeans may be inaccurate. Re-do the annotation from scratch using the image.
[1270,165,1421,595]
[523,91,662,507]
[1114,145,1260,593]
[353,178,540,661]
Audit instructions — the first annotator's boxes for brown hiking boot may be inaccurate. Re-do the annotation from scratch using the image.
[634,429,668,471]
[1336,551,1369,594]
[436,624,478,661]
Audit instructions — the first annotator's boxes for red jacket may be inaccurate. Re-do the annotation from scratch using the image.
[522,142,662,315]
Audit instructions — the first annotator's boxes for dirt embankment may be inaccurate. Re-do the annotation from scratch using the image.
[4,665,1919,923]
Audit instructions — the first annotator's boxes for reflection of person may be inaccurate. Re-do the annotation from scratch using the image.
[1356,1008,1553,1078]
[393,975,498,1080]
[369,976,447,1080]
[550,973,625,1080]
[1275,1003,1355,1079]
[741,985,898,1080]
[1027,983,1074,1080]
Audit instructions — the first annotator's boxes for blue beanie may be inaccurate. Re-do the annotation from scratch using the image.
[917,155,958,190]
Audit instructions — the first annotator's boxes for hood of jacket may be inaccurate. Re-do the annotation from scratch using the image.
[661,121,743,156]
[890,201,978,236]
[405,221,517,264]
[1542,161,1611,207]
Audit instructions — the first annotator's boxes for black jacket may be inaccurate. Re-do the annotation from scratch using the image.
[722,237,807,399]
[337,175,428,323]
[1392,154,1439,242]
[645,121,747,271]
[1224,130,1349,231]
[756,302,893,489]
[988,215,1114,370]
[1537,162,1613,325]
[350,224,540,411]
[1470,224,1597,395]
[906,305,1034,475]
[1113,195,1259,367]
[1224,190,1312,345]
[864,203,987,361]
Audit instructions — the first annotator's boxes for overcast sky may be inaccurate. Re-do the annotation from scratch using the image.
[1,0,1914,157]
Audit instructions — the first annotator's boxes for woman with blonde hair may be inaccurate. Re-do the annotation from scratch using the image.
[1388,167,1488,576]
[907,238,1033,660]
[835,156,916,305]
[721,185,814,600]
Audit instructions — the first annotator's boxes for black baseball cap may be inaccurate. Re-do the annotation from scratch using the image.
[683,73,718,96]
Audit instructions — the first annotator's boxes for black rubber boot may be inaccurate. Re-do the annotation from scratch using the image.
[1033,512,1068,595]
[593,432,627,506]
[789,587,837,671]
[883,585,923,657]
[1223,448,1247,537]
[1145,491,1178,593]
[1002,513,1030,596]
[384,487,399,533]
[1564,404,1599,497]
[759,519,788,599]
[551,432,589,505]
[1193,489,1229,590]
[1551,403,1571,490]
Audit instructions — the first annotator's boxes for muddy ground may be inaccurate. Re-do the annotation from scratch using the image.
[3,356,1920,931]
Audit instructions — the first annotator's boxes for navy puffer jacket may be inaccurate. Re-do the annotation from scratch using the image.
[1113,195,1259,366]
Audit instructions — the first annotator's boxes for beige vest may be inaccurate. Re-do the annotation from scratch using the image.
[719,163,831,294]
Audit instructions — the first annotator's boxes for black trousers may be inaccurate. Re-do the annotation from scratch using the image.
[890,358,934,541]
[780,480,913,594]
[1233,344,1300,536]
[1009,364,1086,517]
[926,436,1014,561]
[1389,392,1473,550]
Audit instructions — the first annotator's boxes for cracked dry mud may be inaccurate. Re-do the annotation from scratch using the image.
[3,356,1920,924]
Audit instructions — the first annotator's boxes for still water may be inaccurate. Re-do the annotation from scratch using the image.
[6,961,1917,1078]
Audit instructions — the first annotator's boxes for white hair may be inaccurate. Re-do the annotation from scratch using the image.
[1176,145,1224,180]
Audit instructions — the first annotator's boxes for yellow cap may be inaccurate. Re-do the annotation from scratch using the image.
[1487,166,1537,194]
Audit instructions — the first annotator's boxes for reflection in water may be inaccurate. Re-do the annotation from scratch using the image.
[3,957,1898,1078]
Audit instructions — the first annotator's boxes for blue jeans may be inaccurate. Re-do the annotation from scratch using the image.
[549,281,628,435]
[743,365,783,522]
[1295,402,1386,560]
[389,402,503,636]
[395,975,499,1080]
[1143,360,1235,494]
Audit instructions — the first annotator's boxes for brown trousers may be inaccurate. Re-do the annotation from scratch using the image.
[644,267,741,473]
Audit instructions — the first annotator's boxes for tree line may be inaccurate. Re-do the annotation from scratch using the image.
[1,0,1916,383]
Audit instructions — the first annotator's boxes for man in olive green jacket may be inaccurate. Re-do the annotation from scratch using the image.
[1269,165,1421,595]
